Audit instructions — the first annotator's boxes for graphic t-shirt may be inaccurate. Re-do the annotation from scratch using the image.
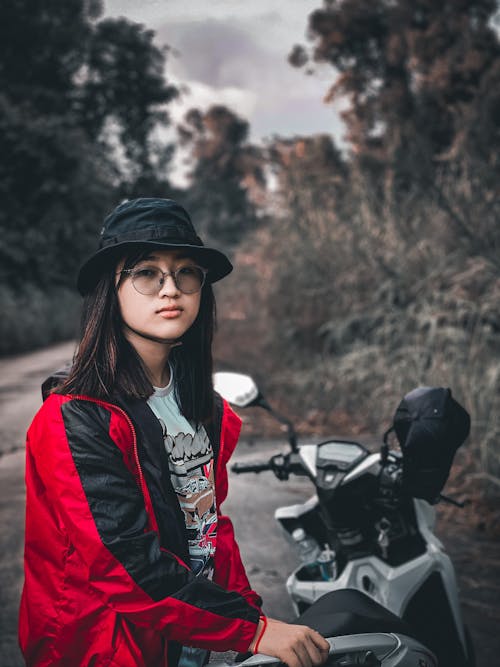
[147,375,218,577]
[147,372,217,667]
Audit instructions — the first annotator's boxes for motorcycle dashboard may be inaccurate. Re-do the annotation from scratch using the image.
[316,440,369,471]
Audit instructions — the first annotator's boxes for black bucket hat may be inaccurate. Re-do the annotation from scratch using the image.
[77,198,233,295]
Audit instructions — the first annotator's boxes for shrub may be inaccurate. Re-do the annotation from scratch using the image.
[0,285,80,355]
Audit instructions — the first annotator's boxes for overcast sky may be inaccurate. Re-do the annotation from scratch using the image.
[104,0,345,144]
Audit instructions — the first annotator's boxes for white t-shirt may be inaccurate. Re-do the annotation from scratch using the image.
[147,371,218,577]
[147,371,217,667]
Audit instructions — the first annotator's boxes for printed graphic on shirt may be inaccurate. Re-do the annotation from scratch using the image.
[175,466,217,576]
[158,419,217,576]
[164,429,212,473]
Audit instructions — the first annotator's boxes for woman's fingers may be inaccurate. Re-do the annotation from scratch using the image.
[249,617,330,667]
[310,629,331,658]
[305,630,330,667]
[290,637,323,667]
[306,632,330,665]
[282,630,328,667]
[292,640,315,667]
[292,626,330,666]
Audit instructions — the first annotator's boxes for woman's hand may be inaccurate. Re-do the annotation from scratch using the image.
[249,617,330,667]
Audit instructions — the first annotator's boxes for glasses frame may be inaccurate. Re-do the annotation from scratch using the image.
[118,264,208,295]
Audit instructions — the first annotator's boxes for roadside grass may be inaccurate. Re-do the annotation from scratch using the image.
[0,285,80,356]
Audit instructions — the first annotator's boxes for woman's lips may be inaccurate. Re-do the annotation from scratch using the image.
[157,307,182,319]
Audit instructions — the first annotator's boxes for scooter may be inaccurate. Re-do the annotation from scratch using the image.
[213,373,474,667]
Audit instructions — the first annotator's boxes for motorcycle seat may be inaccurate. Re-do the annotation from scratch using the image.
[296,589,421,643]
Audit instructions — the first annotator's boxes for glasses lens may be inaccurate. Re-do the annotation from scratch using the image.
[176,266,205,293]
[130,266,205,294]
[132,267,162,295]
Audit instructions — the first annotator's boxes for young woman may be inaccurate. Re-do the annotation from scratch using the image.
[19,198,329,667]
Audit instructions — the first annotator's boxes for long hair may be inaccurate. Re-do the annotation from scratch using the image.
[58,248,216,424]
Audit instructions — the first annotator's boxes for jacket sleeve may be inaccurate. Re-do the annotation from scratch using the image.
[214,514,263,610]
[213,401,263,610]
[28,394,259,652]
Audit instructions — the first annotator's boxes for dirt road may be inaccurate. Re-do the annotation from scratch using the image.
[0,342,498,666]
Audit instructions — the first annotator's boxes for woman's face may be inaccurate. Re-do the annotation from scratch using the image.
[116,249,203,345]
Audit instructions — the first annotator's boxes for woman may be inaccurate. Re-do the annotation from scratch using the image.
[19,198,329,667]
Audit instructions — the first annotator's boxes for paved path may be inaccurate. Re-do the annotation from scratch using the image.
[0,341,76,456]
[0,342,77,665]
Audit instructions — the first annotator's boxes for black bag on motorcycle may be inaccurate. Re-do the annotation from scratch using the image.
[392,387,470,503]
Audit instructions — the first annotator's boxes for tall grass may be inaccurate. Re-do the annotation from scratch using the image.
[215,160,500,493]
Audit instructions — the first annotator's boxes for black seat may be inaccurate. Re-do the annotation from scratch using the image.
[296,589,420,642]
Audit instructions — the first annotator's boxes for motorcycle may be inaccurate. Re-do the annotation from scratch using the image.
[213,372,474,667]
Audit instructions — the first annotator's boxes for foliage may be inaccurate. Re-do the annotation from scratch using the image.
[214,2,500,491]
[0,285,80,355]
[0,0,180,352]
[79,17,179,188]
[0,93,114,288]
[0,0,100,114]
[218,144,500,486]
[291,0,500,225]
[178,105,266,248]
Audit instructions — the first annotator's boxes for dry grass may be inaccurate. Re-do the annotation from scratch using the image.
[214,166,500,535]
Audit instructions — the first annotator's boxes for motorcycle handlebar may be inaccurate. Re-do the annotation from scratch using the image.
[231,462,272,474]
[231,453,304,480]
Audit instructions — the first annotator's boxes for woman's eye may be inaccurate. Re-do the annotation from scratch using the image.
[178,266,197,276]
[134,268,157,278]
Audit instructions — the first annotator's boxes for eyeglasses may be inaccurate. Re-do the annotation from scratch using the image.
[119,265,208,295]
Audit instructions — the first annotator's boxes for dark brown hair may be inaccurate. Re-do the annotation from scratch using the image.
[58,248,216,424]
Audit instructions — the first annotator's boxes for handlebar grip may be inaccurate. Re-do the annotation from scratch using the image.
[231,462,272,474]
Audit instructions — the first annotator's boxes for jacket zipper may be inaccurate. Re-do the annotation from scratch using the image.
[69,395,148,517]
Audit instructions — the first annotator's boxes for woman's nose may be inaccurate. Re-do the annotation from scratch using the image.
[158,273,180,297]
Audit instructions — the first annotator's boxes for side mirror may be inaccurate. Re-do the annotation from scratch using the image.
[214,371,299,452]
[213,372,260,408]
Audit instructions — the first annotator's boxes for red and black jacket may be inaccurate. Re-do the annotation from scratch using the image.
[19,391,262,667]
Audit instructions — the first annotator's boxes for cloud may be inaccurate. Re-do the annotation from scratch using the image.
[158,18,269,89]
[170,80,258,124]
[159,16,342,137]
[105,0,319,36]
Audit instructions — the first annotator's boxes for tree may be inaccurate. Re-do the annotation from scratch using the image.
[0,97,110,285]
[0,1,181,288]
[291,0,500,200]
[282,0,500,483]
[0,0,113,287]
[79,17,179,189]
[0,1,181,352]
[178,105,266,247]
[0,0,102,115]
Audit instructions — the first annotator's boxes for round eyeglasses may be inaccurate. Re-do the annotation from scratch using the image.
[119,265,208,295]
